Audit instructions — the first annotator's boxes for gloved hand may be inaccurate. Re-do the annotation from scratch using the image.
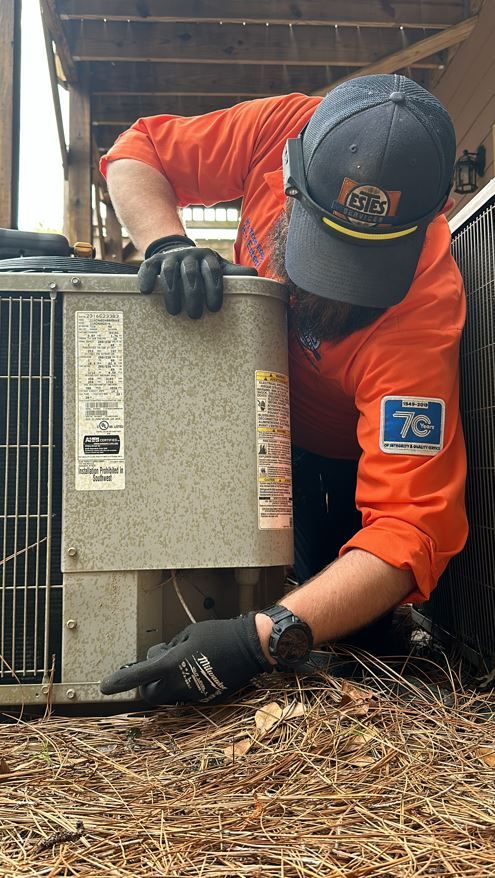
[99,613,273,705]
[138,234,257,319]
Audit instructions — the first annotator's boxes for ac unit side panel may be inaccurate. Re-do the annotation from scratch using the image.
[62,276,294,573]
[62,569,163,692]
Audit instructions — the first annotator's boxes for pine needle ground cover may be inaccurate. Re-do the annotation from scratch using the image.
[1,656,495,877]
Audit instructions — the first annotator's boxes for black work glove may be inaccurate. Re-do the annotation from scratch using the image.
[99,613,273,705]
[138,234,257,319]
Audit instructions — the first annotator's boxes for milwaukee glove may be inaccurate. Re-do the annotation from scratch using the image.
[138,234,257,319]
[99,614,273,705]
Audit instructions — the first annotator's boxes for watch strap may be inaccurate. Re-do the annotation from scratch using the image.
[262,604,296,626]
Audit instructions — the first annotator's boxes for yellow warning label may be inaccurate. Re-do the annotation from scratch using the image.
[256,371,289,385]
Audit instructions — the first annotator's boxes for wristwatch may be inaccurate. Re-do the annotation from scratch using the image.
[262,605,313,669]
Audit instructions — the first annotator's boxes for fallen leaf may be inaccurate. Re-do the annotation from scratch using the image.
[0,758,11,774]
[281,701,306,721]
[475,747,495,768]
[98,744,118,754]
[223,738,253,760]
[247,795,264,820]
[255,702,283,735]
[353,731,375,745]
[341,681,374,702]
[339,681,374,716]
[343,730,376,752]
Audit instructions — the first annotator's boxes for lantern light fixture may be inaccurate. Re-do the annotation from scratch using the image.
[454,145,486,195]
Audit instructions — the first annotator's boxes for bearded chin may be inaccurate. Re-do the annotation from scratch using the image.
[267,205,386,343]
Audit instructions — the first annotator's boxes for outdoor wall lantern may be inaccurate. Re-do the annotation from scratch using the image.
[453,145,486,194]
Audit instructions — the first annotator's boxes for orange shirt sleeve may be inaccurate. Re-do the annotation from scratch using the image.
[339,222,468,602]
[99,94,318,207]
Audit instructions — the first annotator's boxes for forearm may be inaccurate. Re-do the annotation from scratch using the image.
[256,549,414,661]
[106,159,185,254]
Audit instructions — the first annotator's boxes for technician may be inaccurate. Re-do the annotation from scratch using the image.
[100,74,468,704]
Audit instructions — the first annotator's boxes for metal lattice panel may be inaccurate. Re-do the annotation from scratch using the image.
[0,291,63,683]
[424,195,495,662]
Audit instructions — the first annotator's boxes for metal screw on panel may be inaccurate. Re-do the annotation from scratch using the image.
[66,689,76,700]
[41,685,50,695]
[67,546,77,557]
[71,276,81,286]
[66,619,77,630]
[48,282,57,291]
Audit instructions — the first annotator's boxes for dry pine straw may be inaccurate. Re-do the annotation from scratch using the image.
[0,654,495,878]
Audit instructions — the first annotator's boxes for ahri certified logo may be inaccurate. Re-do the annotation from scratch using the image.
[380,396,445,456]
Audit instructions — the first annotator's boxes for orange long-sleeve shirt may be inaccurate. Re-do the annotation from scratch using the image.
[101,93,468,602]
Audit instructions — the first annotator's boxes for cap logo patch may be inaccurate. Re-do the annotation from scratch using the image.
[335,177,402,228]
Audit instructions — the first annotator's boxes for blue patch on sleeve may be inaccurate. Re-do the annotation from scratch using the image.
[380,396,445,456]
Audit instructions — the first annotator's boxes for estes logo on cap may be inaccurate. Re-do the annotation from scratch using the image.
[335,177,402,229]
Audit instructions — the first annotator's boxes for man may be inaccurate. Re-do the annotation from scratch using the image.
[99,74,468,705]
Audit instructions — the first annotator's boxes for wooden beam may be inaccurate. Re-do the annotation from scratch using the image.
[105,203,123,262]
[94,185,106,258]
[95,57,436,151]
[93,94,242,123]
[41,9,69,180]
[39,0,78,82]
[67,20,443,66]
[89,61,440,97]
[0,0,21,229]
[313,14,478,93]
[56,1,465,30]
[94,72,443,123]
[66,65,91,244]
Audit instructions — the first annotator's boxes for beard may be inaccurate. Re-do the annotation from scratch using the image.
[268,204,386,343]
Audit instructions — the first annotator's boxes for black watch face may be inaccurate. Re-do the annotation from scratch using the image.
[277,626,310,662]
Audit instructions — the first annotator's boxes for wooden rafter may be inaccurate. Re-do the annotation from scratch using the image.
[89,61,435,98]
[42,2,482,198]
[39,0,78,82]
[67,20,446,66]
[92,94,242,124]
[313,14,478,93]
[41,9,69,179]
[56,0,466,30]
[93,78,438,155]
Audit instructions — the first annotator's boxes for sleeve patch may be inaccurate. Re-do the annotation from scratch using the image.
[379,396,445,456]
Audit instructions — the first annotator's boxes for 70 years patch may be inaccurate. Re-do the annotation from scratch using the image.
[379,396,445,456]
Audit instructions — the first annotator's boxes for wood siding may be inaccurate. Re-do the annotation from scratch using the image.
[432,0,495,217]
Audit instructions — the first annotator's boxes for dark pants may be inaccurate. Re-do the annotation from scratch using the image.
[291,448,394,649]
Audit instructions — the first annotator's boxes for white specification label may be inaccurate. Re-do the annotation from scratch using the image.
[255,370,293,530]
[75,311,125,491]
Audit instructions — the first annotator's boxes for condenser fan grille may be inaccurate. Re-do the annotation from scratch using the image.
[0,291,63,683]
[422,197,495,663]
[0,257,138,274]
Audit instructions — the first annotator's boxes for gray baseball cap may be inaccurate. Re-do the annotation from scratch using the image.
[283,74,456,307]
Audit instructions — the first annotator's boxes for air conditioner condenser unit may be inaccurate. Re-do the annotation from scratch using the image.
[0,256,293,704]
[413,179,495,672]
